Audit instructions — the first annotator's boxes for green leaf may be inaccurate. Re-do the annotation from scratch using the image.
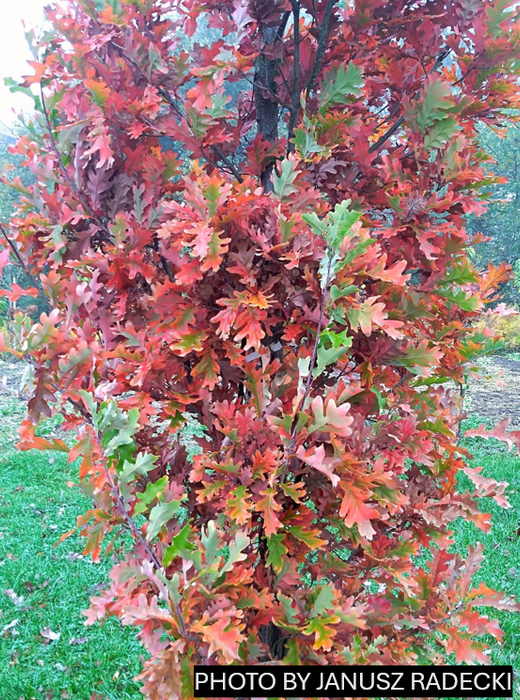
[415,79,453,132]
[78,390,99,431]
[319,328,352,349]
[273,158,299,200]
[56,120,88,149]
[103,408,140,456]
[4,77,37,103]
[302,210,327,239]
[487,0,519,36]
[394,341,442,377]
[266,533,288,573]
[313,337,352,378]
[220,530,250,574]
[441,288,480,311]
[119,452,158,485]
[146,498,181,541]
[318,249,340,290]
[162,523,195,567]
[201,520,220,566]
[319,63,363,111]
[424,117,459,150]
[278,592,299,625]
[303,199,361,249]
[289,526,326,548]
[442,260,479,285]
[309,583,336,618]
[330,284,358,301]
[292,127,323,158]
[134,476,168,514]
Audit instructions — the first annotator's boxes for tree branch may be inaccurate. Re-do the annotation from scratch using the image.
[367,50,452,154]
[0,223,51,312]
[287,0,301,152]
[92,431,188,637]
[281,247,333,481]
[368,115,404,153]
[40,85,112,239]
[110,43,244,184]
[305,0,338,94]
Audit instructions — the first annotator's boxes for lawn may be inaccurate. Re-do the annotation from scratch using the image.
[0,397,144,700]
[0,395,518,699]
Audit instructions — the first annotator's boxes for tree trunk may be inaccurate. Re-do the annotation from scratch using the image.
[254,26,280,192]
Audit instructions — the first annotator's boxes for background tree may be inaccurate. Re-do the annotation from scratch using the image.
[467,124,520,303]
[0,124,42,320]
[1,0,520,697]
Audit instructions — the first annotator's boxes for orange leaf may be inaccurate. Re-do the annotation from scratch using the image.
[339,481,378,539]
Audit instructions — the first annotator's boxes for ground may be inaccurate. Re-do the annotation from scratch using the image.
[0,357,519,700]
[468,354,520,427]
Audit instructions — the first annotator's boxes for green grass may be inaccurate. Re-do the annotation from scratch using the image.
[456,416,520,681]
[0,397,518,699]
[0,401,144,700]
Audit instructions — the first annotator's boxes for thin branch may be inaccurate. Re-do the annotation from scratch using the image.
[368,115,404,153]
[40,85,111,238]
[67,387,189,637]
[367,50,452,155]
[0,223,51,312]
[276,10,291,41]
[281,248,333,481]
[235,66,292,111]
[159,84,245,181]
[109,44,244,183]
[19,349,190,637]
[390,372,412,394]
[92,432,188,637]
[306,0,338,94]
[301,252,332,403]
[211,145,244,183]
[287,0,301,152]
[274,61,293,98]
[160,255,175,282]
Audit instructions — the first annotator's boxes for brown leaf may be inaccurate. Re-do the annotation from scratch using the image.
[40,626,61,642]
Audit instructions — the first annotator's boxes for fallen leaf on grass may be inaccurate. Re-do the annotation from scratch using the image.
[40,626,61,642]
[1,618,19,636]
[4,589,24,606]
[67,552,84,562]
[69,636,88,646]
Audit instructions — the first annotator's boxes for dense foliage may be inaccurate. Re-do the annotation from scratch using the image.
[2,0,520,697]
